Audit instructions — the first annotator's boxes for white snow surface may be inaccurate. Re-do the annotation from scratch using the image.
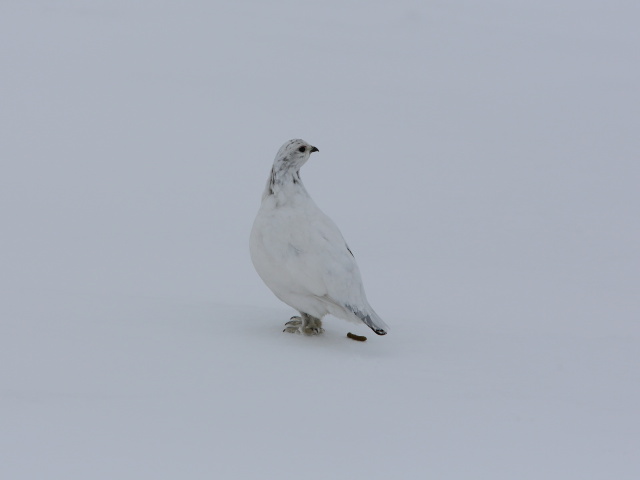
[1,1,639,479]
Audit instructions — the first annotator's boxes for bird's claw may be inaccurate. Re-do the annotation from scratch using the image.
[285,316,302,326]
[283,316,324,335]
[305,326,325,335]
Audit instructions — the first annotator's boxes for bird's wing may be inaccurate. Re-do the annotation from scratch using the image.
[282,207,369,309]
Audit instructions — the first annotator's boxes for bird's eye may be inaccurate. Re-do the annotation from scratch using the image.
[298,146,306,153]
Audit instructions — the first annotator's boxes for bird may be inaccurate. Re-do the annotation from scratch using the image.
[249,139,389,336]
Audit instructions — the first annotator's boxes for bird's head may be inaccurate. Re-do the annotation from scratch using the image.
[273,139,319,170]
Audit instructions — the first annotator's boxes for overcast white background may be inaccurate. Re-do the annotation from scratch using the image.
[1,1,638,479]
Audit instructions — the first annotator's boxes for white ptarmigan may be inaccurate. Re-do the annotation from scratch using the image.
[250,139,389,336]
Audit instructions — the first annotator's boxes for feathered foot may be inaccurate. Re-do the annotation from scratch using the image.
[283,313,324,335]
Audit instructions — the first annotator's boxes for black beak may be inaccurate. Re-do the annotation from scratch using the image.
[310,146,319,153]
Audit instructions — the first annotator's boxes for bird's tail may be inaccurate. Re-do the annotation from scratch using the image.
[348,305,389,336]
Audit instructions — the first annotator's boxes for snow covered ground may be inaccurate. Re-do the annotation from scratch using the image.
[1,1,638,478]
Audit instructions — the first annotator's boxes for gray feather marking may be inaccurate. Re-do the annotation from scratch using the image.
[346,304,387,335]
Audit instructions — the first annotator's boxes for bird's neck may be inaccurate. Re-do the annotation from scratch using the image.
[262,165,308,201]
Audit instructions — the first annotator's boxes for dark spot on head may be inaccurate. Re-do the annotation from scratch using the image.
[298,146,306,153]
[268,167,276,195]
